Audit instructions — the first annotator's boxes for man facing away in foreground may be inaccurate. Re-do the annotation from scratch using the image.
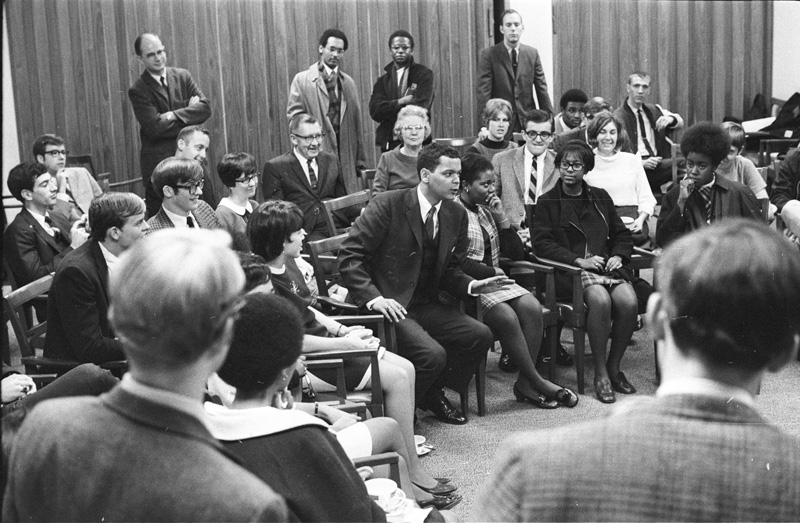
[474,219,800,521]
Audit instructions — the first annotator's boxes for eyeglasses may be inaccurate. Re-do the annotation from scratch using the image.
[235,173,259,184]
[293,133,326,142]
[560,161,585,172]
[44,149,69,157]
[174,180,204,194]
[391,45,412,52]
[400,125,424,132]
[525,131,553,141]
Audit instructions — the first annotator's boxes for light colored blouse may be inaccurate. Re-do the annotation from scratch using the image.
[586,150,657,216]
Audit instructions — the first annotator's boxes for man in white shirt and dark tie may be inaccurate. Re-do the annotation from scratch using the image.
[146,157,221,232]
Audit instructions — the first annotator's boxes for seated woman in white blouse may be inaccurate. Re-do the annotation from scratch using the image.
[584,111,657,247]
[214,152,260,250]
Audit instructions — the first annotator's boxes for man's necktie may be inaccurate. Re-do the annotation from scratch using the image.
[44,215,60,239]
[425,207,436,240]
[307,160,318,191]
[511,48,518,76]
[187,215,196,228]
[698,185,713,223]
[637,109,656,157]
[160,75,171,105]
[528,156,538,204]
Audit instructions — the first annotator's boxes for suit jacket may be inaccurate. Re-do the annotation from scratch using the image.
[492,147,558,227]
[59,166,103,215]
[287,63,366,194]
[44,241,124,364]
[338,188,474,309]
[146,200,221,233]
[2,386,289,521]
[477,43,553,132]
[614,102,676,160]
[656,175,762,247]
[368,57,435,149]
[3,208,72,288]
[473,394,800,522]
[262,151,346,238]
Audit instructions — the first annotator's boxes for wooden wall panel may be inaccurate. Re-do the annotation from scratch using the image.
[7,0,490,188]
[553,0,772,129]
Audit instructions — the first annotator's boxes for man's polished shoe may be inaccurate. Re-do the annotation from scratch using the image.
[594,378,616,404]
[497,351,517,373]
[609,371,636,394]
[418,494,463,510]
[419,391,467,425]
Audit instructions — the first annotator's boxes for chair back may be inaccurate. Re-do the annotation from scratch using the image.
[758,138,800,167]
[66,155,97,177]
[306,233,350,300]
[323,190,371,237]
[362,168,377,193]
[4,274,52,360]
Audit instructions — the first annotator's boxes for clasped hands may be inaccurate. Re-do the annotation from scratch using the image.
[576,255,622,273]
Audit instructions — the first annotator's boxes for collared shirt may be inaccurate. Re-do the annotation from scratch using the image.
[395,66,407,88]
[503,41,520,57]
[629,101,657,157]
[29,208,56,237]
[656,376,755,408]
[97,241,119,280]
[163,206,197,228]
[120,374,209,425]
[523,147,548,204]
[293,149,319,186]
[149,72,166,86]
[320,62,339,97]
[217,197,253,217]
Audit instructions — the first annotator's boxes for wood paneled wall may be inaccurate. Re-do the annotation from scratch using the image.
[7,0,490,188]
[553,0,773,128]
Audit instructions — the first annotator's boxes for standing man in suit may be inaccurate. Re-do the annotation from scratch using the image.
[4,228,289,521]
[474,219,800,521]
[174,126,226,210]
[4,162,88,293]
[477,9,553,137]
[147,157,221,232]
[614,71,683,195]
[128,32,211,218]
[287,29,366,194]
[262,114,347,242]
[369,30,435,153]
[338,143,511,425]
[44,193,148,365]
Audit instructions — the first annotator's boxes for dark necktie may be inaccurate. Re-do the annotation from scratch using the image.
[698,185,713,223]
[44,215,61,240]
[425,207,436,240]
[307,160,318,191]
[528,156,538,203]
[243,209,251,222]
[511,49,518,76]
[160,75,171,105]
[187,215,196,228]
[637,109,656,157]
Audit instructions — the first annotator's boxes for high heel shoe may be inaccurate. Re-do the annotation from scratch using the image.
[513,383,558,409]
[412,480,457,496]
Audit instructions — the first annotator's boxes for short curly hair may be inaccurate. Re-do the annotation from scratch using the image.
[554,140,595,173]
[680,122,731,166]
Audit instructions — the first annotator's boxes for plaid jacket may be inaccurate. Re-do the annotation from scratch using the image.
[147,200,221,234]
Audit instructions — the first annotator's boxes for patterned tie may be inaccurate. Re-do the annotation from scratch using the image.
[637,109,656,157]
[511,48,518,76]
[307,160,318,191]
[528,156,538,204]
[698,185,713,223]
[187,215,196,228]
[425,207,436,240]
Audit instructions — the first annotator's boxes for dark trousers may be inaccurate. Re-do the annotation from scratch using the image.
[646,159,675,195]
[396,302,492,405]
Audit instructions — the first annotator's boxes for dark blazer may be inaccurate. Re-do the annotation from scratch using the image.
[656,175,762,247]
[771,147,800,211]
[369,57,435,149]
[473,394,800,522]
[146,200,222,233]
[128,67,211,213]
[477,43,553,132]
[44,241,125,364]
[3,208,72,288]
[614,102,677,160]
[338,188,474,308]
[262,151,347,239]
[2,386,289,521]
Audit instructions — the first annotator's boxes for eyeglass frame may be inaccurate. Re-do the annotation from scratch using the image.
[559,161,585,172]
[234,173,259,184]
[44,149,70,157]
[174,180,205,195]
[525,130,553,141]
[292,132,326,142]
[400,125,424,132]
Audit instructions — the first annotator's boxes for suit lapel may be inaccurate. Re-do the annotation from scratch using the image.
[288,153,316,195]
[497,45,515,81]
[405,190,424,249]
[436,202,456,274]
[513,147,526,195]
[541,151,558,192]
[22,209,63,252]
[143,71,169,106]
[90,241,111,303]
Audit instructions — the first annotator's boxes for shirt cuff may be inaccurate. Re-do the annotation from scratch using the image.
[467,281,478,296]
[366,296,383,310]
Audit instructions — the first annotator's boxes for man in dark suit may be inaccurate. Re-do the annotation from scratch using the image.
[147,156,221,232]
[4,162,88,295]
[44,193,148,365]
[474,219,800,521]
[477,9,553,136]
[128,33,211,218]
[263,114,347,242]
[4,228,289,521]
[338,143,511,424]
[369,30,434,152]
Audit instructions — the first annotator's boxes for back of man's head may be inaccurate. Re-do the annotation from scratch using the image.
[582,97,612,117]
[654,220,800,372]
[88,192,146,242]
[109,229,244,370]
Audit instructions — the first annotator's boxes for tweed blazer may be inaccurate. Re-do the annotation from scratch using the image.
[473,394,800,522]
[3,208,72,288]
[492,146,558,228]
[2,386,289,521]
[287,63,366,194]
[60,167,103,214]
[146,200,221,233]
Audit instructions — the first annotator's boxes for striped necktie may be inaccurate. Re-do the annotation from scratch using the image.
[528,156,538,204]
[698,185,713,223]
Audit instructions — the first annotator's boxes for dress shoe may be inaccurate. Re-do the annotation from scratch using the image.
[412,481,457,496]
[513,383,558,409]
[420,392,467,425]
[556,344,574,366]
[594,378,616,404]
[418,494,463,510]
[433,477,450,484]
[497,351,518,373]
[547,387,579,408]
[609,371,636,394]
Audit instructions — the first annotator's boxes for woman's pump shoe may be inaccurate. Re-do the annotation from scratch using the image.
[548,387,579,408]
[594,378,616,403]
[418,494,463,510]
[412,481,457,496]
[513,383,558,409]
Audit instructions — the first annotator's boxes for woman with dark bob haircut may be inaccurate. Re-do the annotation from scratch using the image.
[215,152,259,251]
[533,140,639,404]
